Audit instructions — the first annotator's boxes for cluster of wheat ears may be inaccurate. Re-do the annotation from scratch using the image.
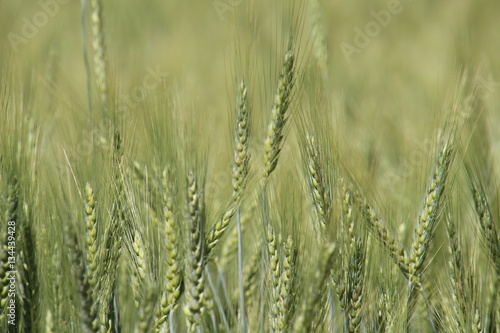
[1,0,499,332]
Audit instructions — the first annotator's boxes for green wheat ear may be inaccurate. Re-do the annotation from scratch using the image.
[446,213,467,329]
[206,208,236,256]
[305,134,330,235]
[308,0,329,87]
[84,183,98,293]
[183,171,206,333]
[217,204,254,269]
[155,169,182,331]
[90,0,108,107]
[405,140,454,331]
[267,224,281,332]
[279,235,296,331]
[233,80,251,197]
[83,183,100,330]
[347,238,366,333]
[131,229,147,309]
[263,40,295,181]
[472,308,483,333]
[356,190,410,277]
[409,141,454,281]
[471,181,500,277]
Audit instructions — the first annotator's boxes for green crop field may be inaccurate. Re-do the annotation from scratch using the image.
[1,0,499,332]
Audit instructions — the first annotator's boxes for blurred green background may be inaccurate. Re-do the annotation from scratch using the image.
[1,0,499,172]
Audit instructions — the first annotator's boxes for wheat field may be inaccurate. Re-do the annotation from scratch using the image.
[1,0,499,332]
